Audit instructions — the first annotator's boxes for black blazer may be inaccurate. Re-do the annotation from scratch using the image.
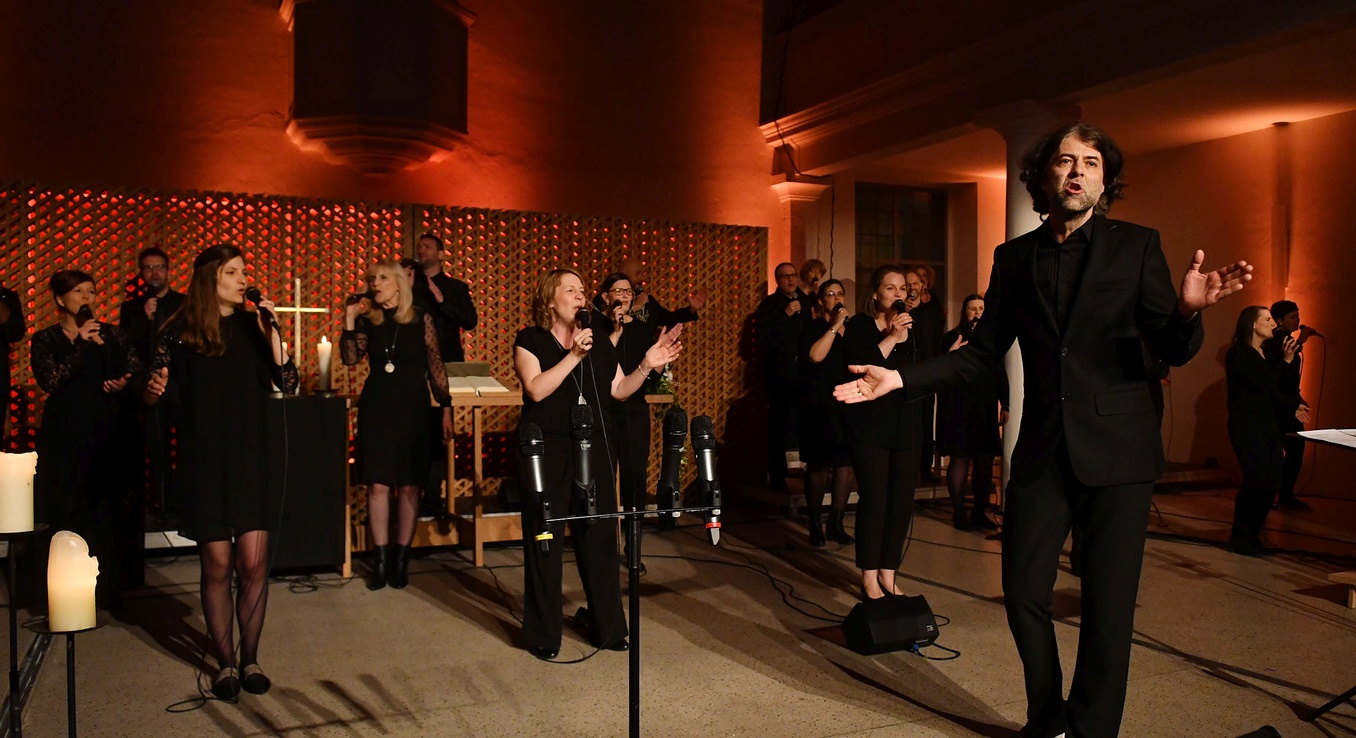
[902,217,1203,487]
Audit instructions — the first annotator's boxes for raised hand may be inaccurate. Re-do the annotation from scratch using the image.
[833,364,904,404]
[77,321,103,344]
[785,300,802,317]
[144,296,158,320]
[1282,335,1299,362]
[571,327,594,357]
[687,289,708,312]
[889,312,913,343]
[643,337,683,370]
[256,299,277,334]
[1178,250,1252,317]
[949,334,967,352]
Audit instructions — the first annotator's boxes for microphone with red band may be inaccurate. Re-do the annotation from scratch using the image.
[519,422,554,555]
[691,415,721,545]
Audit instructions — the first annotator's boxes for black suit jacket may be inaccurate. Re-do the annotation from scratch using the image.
[902,217,1203,488]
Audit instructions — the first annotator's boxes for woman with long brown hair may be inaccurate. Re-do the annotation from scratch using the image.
[144,245,298,699]
[342,259,451,590]
[513,267,682,660]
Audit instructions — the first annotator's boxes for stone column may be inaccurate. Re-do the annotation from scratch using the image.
[770,171,832,274]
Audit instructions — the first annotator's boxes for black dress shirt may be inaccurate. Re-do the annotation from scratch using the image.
[1034,216,1094,330]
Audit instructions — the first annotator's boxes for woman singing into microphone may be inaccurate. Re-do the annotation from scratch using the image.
[595,273,659,532]
[842,265,919,600]
[31,270,138,607]
[513,268,681,660]
[936,294,1006,532]
[341,259,451,590]
[797,278,855,547]
[143,245,298,699]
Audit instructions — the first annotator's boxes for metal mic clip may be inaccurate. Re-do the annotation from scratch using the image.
[535,499,554,555]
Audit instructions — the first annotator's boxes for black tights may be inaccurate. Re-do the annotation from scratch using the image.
[200,531,270,669]
[947,455,995,519]
[804,463,853,520]
[368,484,419,546]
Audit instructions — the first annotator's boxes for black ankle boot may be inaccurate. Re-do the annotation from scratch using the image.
[808,513,825,547]
[388,544,410,589]
[826,511,855,545]
[367,545,390,591]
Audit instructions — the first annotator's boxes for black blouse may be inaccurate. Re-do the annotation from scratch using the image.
[1225,343,1300,439]
[514,326,619,439]
[841,312,918,449]
[798,317,847,407]
[339,307,452,407]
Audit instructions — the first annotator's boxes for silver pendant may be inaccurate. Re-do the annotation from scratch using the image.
[384,361,395,374]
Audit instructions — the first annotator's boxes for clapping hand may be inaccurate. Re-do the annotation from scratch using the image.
[1178,250,1252,317]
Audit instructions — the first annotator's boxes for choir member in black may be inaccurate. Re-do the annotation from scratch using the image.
[120,247,186,363]
[1263,299,1317,511]
[341,259,452,590]
[513,268,682,660]
[936,295,1006,532]
[1226,306,1306,556]
[595,273,658,522]
[905,268,944,483]
[799,259,826,296]
[755,262,812,490]
[0,283,25,435]
[797,278,855,546]
[30,270,138,607]
[842,265,919,599]
[617,257,705,330]
[144,245,298,699]
[412,233,477,517]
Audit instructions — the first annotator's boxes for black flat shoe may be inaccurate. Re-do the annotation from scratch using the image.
[388,544,410,589]
[241,663,271,695]
[529,645,559,661]
[211,667,241,700]
[603,639,629,652]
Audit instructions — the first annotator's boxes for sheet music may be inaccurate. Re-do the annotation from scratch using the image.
[1297,429,1356,449]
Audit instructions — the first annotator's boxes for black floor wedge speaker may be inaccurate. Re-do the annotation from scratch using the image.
[842,594,938,655]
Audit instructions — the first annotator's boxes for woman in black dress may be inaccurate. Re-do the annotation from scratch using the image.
[144,245,298,699]
[1226,305,1304,556]
[31,270,138,607]
[513,268,681,660]
[935,294,1006,532]
[595,273,658,523]
[842,265,919,600]
[341,259,451,590]
[797,279,855,547]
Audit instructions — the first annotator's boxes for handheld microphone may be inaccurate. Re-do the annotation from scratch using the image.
[75,305,96,328]
[891,299,908,315]
[691,415,721,545]
[657,407,688,519]
[346,290,375,305]
[570,404,597,517]
[244,286,276,325]
[832,305,846,317]
[574,307,591,329]
[520,423,553,555]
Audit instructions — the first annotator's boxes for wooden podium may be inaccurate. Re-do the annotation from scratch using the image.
[444,391,523,566]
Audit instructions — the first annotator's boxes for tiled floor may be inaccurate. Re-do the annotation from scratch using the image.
[10,490,1355,737]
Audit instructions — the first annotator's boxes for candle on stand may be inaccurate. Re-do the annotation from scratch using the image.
[47,531,98,632]
[317,335,333,392]
[0,451,36,533]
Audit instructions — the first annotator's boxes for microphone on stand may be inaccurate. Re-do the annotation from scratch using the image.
[571,404,597,518]
[691,415,721,545]
[657,407,688,520]
[1301,325,1323,338]
[244,286,276,326]
[520,423,553,555]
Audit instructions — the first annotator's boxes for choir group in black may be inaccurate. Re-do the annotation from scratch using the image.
[0,124,1319,735]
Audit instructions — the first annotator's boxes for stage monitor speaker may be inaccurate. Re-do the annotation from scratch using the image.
[842,594,938,655]
[265,396,348,571]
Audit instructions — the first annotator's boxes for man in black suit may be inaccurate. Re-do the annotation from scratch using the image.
[756,262,812,489]
[836,123,1251,738]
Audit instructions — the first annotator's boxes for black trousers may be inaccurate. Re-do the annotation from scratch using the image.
[1278,431,1305,501]
[1002,444,1153,738]
[1229,431,1282,542]
[849,444,918,570]
[519,433,627,651]
[612,401,651,511]
[765,376,797,487]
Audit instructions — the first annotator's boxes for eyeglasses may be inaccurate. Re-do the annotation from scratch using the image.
[141,264,168,273]
[608,288,634,296]
[775,272,796,279]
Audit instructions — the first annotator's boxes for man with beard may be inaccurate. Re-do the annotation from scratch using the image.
[120,247,185,363]
[836,123,1252,737]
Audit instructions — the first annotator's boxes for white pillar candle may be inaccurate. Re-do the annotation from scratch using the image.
[47,530,98,632]
[317,335,332,391]
[0,452,36,533]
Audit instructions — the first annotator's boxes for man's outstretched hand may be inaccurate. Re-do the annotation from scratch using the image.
[1179,250,1252,318]
[833,365,903,404]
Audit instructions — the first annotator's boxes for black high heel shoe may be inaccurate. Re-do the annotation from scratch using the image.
[367,545,390,591]
[388,544,411,588]
[859,584,886,601]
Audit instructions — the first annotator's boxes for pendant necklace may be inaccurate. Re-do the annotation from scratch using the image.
[384,321,400,374]
[551,330,586,405]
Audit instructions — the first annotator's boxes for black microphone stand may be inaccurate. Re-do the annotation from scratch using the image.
[544,504,717,738]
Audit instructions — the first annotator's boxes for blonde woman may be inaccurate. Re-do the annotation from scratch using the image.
[342,259,451,590]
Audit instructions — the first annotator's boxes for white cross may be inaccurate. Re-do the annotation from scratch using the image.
[274,277,328,360]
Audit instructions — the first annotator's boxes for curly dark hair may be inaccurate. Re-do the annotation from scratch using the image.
[1019,122,1126,216]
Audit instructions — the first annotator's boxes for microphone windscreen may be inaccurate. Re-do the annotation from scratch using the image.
[891,299,907,314]
[691,415,716,450]
[245,286,264,304]
[519,422,545,455]
[75,305,94,327]
[574,308,590,328]
[570,404,595,441]
[663,407,688,438]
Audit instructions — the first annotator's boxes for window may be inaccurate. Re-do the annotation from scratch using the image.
[854,183,947,309]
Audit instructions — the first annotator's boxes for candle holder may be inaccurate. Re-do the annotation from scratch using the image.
[2,524,49,738]
[25,611,109,738]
